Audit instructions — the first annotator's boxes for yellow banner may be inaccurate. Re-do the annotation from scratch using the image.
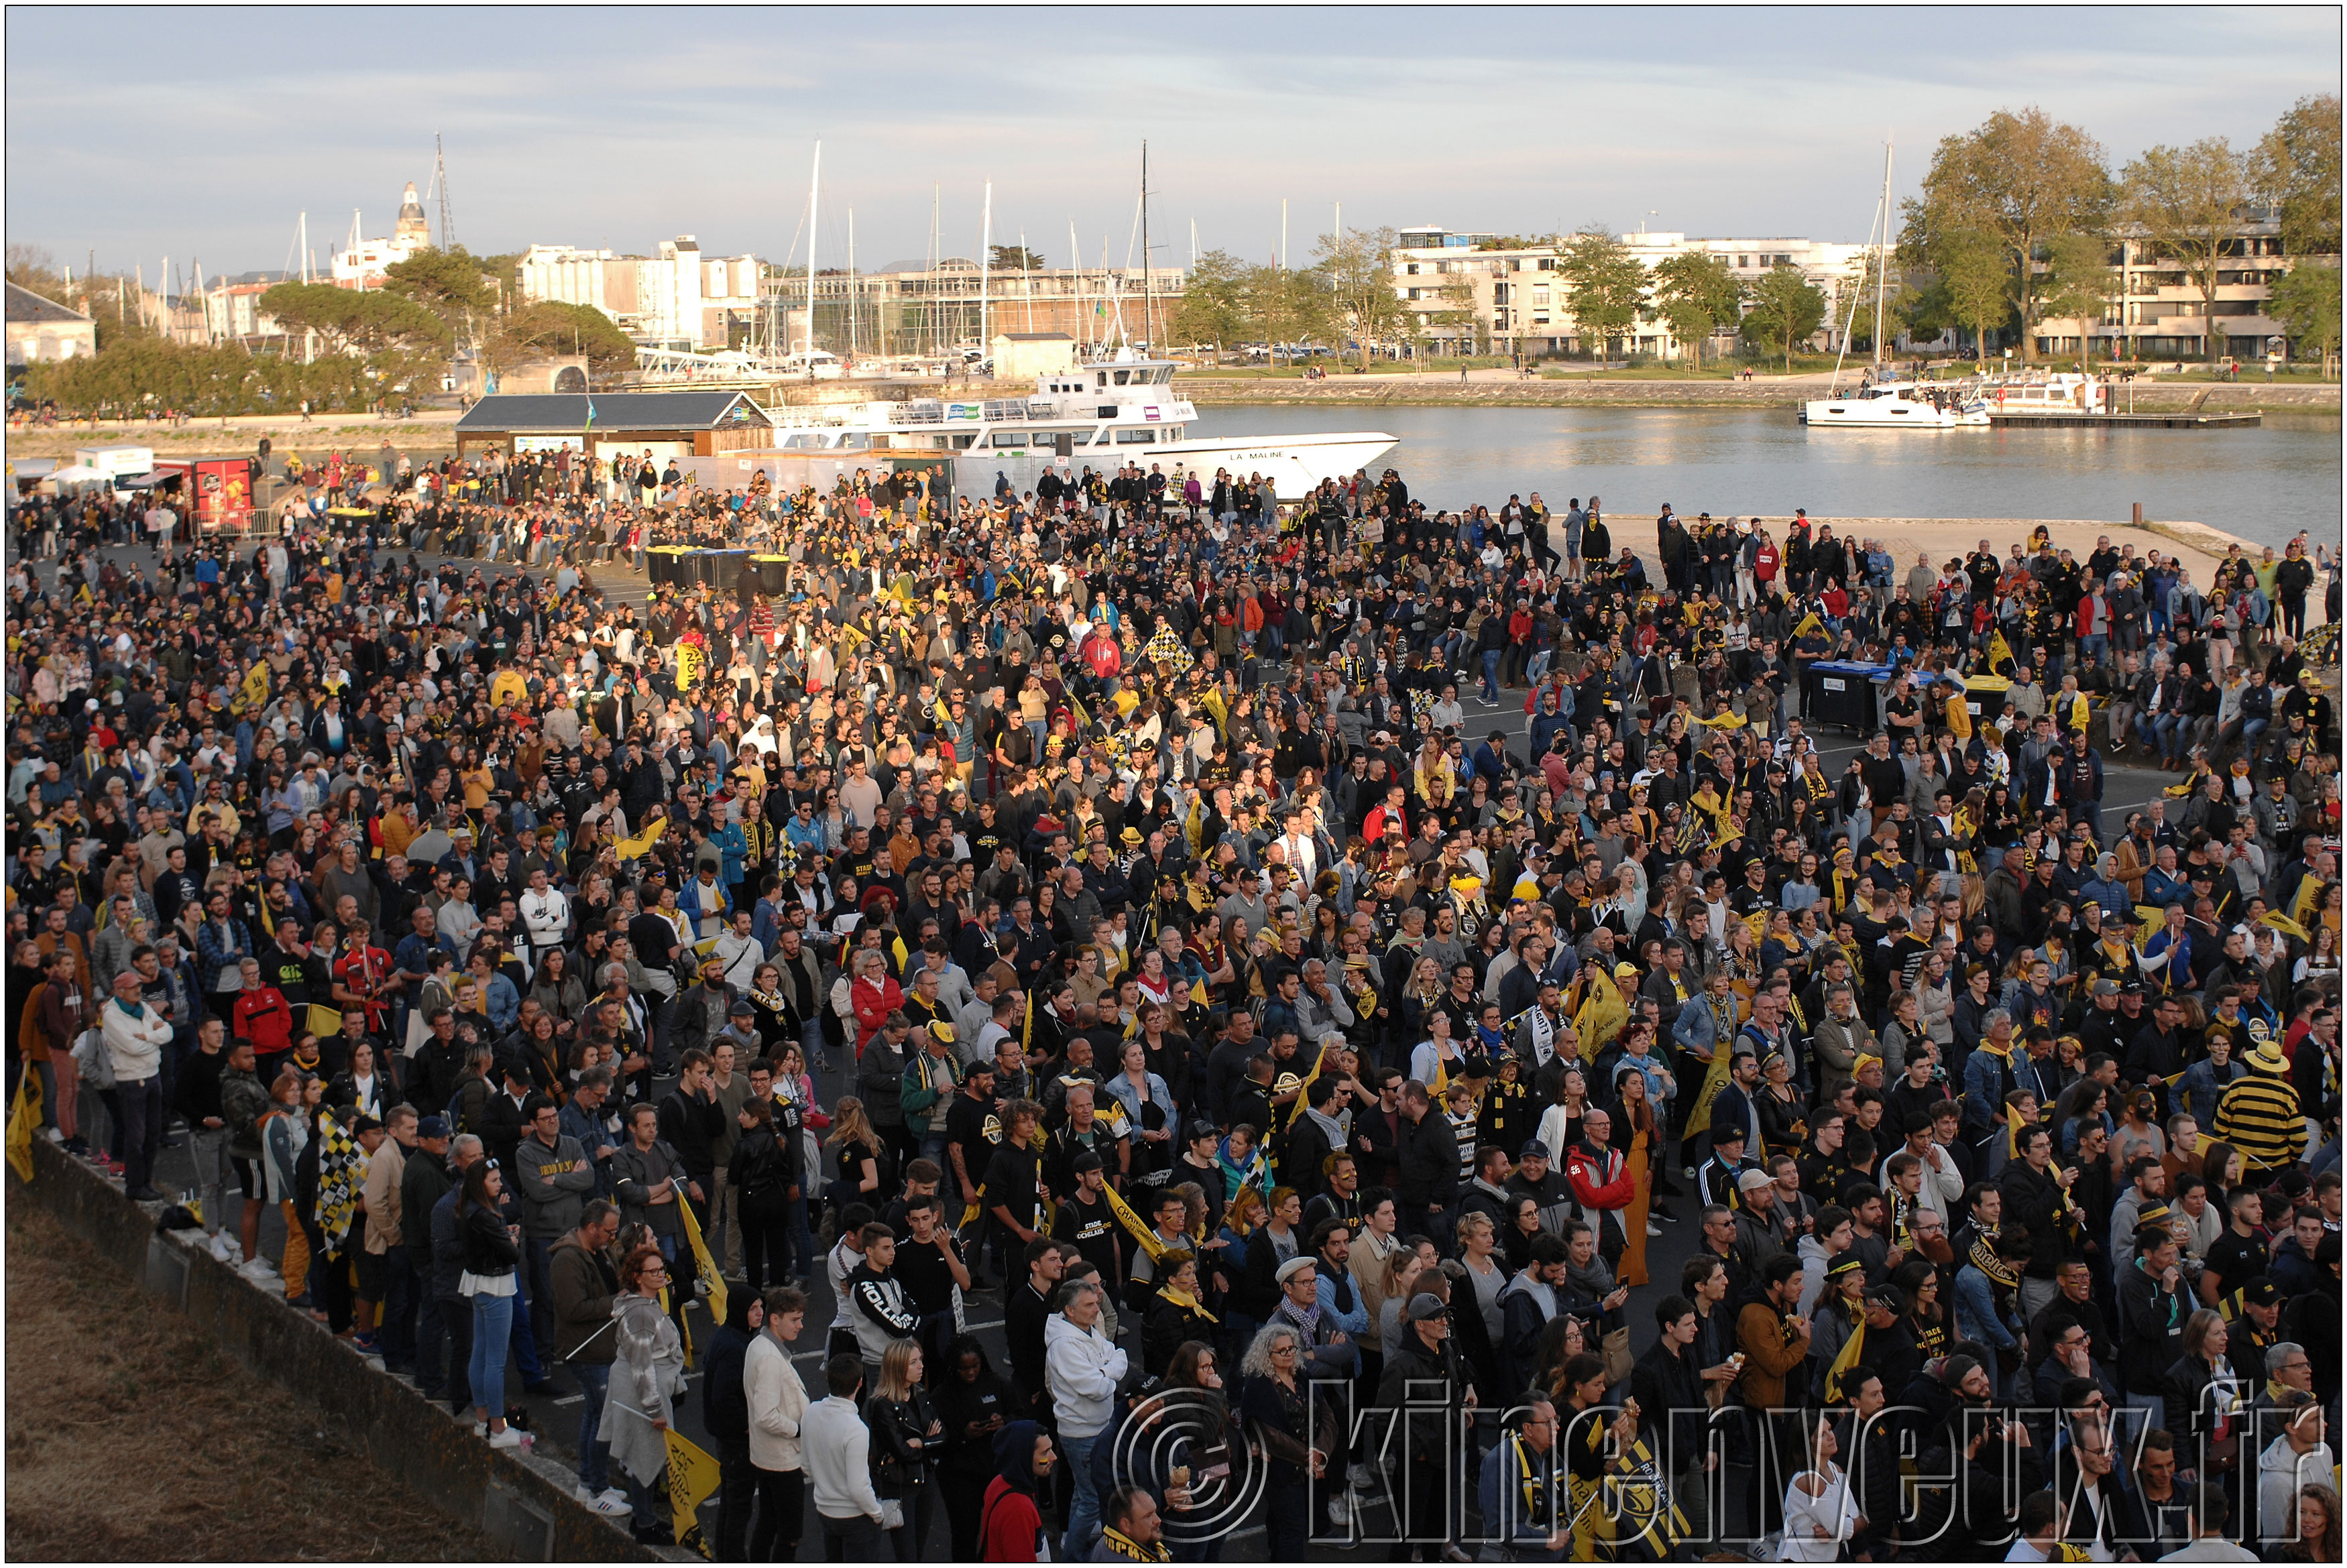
[5,1069,40,1183]
[1100,1177,1171,1263]
[306,1004,343,1039]
[677,1192,728,1338]
[664,1427,722,1559]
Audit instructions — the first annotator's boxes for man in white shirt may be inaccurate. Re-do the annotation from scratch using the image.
[799,1354,885,1558]
[103,968,176,1200]
[743,1286,811,1559]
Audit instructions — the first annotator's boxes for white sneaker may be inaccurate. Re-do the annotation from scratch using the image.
[597,1488,633,1510]
[1646,1220,1663,1237]
[474,1420,489,1438]
[209,1233,233,1262]
[241,1259,280,1281]
[582,1491,633,1516]
[1328,1490,1353,1528]
[42,1128,63,1144]
[487,1426,524,1450]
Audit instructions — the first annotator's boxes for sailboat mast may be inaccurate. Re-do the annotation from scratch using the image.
[980,181,992,365]
[1141,141,1153,350]
[1874,137,1892,368]
[1071,219,1084,351]
[805,140,821,359]
[848,208,858,360]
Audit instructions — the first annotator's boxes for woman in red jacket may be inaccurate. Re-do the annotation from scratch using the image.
[848,948,903,1059]
[978,1420,1055,1561]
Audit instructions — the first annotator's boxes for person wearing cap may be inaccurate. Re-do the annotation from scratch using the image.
[1375,1288,1475,1557]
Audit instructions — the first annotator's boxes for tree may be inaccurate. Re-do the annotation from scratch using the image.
[2122,138,2254,362]
[1558,227,1644,359]
[1246,263,1336,365]
[988,245,1045,272]
[2039,233,2120,368]
[1649,251,1743,369]
[2266,261,2342,374]
[1922,229,2018,368]
[1835,249,1908,358]
[382,245,502,349]
[1902,107,2112,361]
[1169,249,1249,351]
[1740,264,1827,369]
[2251,95,2343,258]
[259,282,449,357]
[499,300,637,375]
[1312,225,1408,370]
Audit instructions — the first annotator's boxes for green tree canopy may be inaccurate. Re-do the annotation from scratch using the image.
[1312,225,1407,369]
[1169,249,1249,347]
[498,300,637,375]
[2122,137,2254,362]
[2252,95,2343,258]
[1559,227,1645,359]
[988,245,1045,272]
[1739,264,1827,369]
[2266,261,2342,371]
[1902,107,2112,361]
[2037,233,2119,364]
[258,282,451,357]
[1649,251,1743,367]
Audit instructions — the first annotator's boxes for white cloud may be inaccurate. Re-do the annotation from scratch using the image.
[7,7,2336,276]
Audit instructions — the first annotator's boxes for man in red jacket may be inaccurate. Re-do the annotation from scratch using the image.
[1564,1107,1637,1269]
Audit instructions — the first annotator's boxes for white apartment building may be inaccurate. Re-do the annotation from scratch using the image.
[518,237,760,351]
[328,182,435,290]
[1392,226,1870,359]
[2030,214,2302,363]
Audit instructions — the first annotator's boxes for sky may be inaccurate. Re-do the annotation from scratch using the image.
[7,7,2338,284]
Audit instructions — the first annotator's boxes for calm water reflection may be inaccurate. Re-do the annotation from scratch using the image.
[1191,404,2340,550]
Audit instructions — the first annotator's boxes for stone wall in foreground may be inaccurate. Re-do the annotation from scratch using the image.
[7,1138,665,1564]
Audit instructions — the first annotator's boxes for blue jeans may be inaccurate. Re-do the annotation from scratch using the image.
[469,1289,515,1414]
[1480,648,1501,701]
[2078,633,2108,666]
[573,1362,613,1492]
[1060,1431,1103,1560]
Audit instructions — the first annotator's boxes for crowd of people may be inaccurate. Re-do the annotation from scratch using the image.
[3,453,2342,1563]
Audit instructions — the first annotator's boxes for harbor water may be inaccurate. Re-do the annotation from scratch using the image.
[1188,404,2342,551]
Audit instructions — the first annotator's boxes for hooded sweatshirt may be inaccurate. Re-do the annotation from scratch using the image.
[1043,1310,1129,1440]
[980,1420,1050,1562]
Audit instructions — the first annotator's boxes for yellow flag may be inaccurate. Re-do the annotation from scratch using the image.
[1692,711,1745,730]
[663,1428,723,1559]
[2260,910,2311,943]
[6,1069,41,1183]
[1823,1317,1868,1402]
[1100,1178,1171,1263]
[614,817,669,863]
[1790,611,1824,642]
[1283,1044,1328,1130]
[1199,686,1229,735]
[676,1191,728,1334]
[2133,905,2169,945]
[307,1004,343,1039]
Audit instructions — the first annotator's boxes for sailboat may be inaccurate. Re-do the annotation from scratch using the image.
[1803,138,1988,430]
[756,145,1398,497]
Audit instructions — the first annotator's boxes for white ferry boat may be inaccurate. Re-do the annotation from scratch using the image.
[757,349,1397,499]
[1801,372,1990,430]
[1973,370,2112,414]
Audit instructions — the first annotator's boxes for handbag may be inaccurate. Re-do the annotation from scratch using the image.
[1601,1325,1634,1387]
[72,1028,117,1093]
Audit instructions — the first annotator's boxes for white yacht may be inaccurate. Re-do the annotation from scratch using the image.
[1801,372,1990,429]
[758,349,1397,499]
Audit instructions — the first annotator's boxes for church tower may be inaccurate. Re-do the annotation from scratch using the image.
[394,182,431,250]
